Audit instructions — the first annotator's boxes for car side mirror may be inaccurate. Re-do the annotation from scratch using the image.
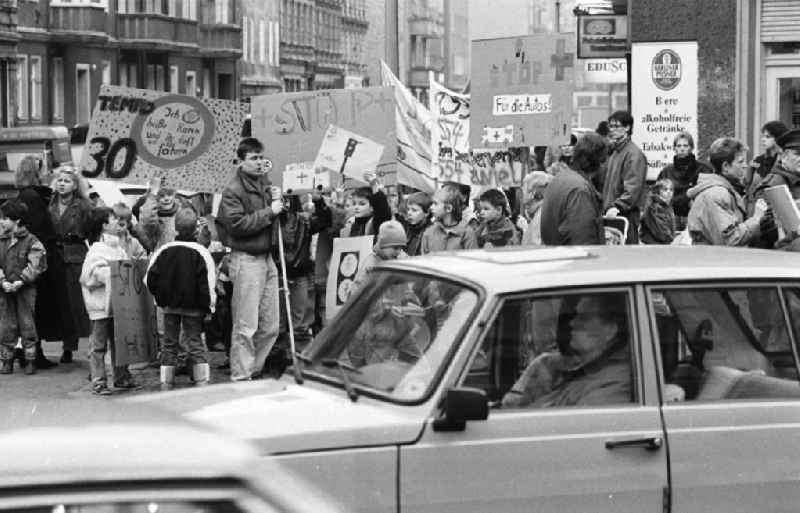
[433,387,489,432]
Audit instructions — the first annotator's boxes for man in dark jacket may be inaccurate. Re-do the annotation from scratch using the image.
[215,138,284,381]
[541,133,607,245]
[658,131,712,231]
[602,111,648,244]
[756,129,800,250]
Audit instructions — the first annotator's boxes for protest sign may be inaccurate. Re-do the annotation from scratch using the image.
[313,125,385,182]
[470,34,575,149]
[283,161,339,194]
[468,148,529,188]
[381,61,437,193]
[430,79,471,185]
[251,87,396,189]
[110,259,158,366]
[325,236,374,321]
[632,42,698,181]
[764,185,800,237]
[80,85,246,194]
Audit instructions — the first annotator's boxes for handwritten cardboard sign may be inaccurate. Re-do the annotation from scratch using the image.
[313,125,385,182]
[326,236,374,321]
[250,87,396,189]
[80,85,246,194]
[430,79,470,185]
[110,259,158,366]
[471,34,575,148]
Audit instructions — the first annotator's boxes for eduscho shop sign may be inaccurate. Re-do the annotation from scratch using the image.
[631,42,698,181]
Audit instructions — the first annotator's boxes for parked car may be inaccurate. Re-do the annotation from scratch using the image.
[134,245,800,513]
[0,400,344,513]
[0,126,72,199]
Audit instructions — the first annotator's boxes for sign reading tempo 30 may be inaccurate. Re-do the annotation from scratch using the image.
[493,94,552,116]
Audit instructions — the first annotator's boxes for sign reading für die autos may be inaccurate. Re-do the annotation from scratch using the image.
[631,42,699,181]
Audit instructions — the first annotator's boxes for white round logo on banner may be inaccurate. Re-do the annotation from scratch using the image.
[651,50,682,91]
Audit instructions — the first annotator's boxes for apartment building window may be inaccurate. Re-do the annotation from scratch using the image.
[168,0,177,16]
[16,55,27,120]
[146,64,167,91]
[269,21,279,66]
[101,60,111,85]
[215,0,231,24]
[242,15,249,62]
[50,0,108,11]
[259,20,266,64]
[203,68,211,98]
[181,0,196,19]
[185,70,197,96]
[170,65,179,92]
[76,63,91,125]
[119,61,137,87]
[52,57,64,121]
[249,18,256,62]
[29,55,41,120]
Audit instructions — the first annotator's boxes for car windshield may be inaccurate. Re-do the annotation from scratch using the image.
[304,270,479,402]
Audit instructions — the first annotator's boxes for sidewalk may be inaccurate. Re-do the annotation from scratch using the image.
[0,338,230,401]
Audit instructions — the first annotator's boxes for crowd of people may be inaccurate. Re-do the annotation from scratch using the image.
[2,110,799,395]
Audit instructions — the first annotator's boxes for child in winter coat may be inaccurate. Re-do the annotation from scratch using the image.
[339,173,392,240]
[403,192,432,256]
[475,188,520,248]
[112,202,147,259]
[145,208,216,389]
[80,207,141,395]
[421,186,478,253]
[640,178,677,244]
[0,199,46,375]
[351,220,409,296]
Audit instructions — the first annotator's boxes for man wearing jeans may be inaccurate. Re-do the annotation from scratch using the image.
[216,138,284,381]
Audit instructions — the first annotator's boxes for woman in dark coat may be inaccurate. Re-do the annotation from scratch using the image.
[753,121,789,180]
[44,165,91,362]
[658,131,712,232]
[14,156,58,368]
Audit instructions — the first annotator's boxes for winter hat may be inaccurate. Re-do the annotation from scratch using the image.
[377,220,407,249]
[156,187,177,199]
[406,191,432,212]
[174,207,198,239]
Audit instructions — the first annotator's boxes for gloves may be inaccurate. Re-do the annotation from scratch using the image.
[270,199,284,214]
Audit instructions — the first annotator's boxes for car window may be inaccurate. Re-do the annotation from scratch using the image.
[465,290,635,409]
[651,286,800,402]
[306,270,479,402]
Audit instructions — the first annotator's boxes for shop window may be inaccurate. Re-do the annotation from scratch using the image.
[75,64,91,125]
[185,70,197,96]
[101,60,111,85]
[170,65,179,92]
[242,15,249,62]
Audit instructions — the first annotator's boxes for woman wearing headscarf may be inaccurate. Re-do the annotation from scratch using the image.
[43,165,92,363]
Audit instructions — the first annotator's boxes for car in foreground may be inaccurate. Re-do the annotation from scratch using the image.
[134,245,800,513]
[0,400,343,513]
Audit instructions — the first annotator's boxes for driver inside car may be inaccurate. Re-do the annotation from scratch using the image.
[501,294,632,408]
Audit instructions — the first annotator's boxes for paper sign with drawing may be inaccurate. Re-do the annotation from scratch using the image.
[80,85,246,194]
[326,236,374,321]
[313,125,385,183]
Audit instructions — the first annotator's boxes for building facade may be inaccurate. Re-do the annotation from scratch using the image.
[13,0,242,128]
[0,0,18,128]
[341,0,368,87]
[240,0,282,99]
[443,0,467,91]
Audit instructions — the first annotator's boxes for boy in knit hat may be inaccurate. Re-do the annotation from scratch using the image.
[145,207,216,389]
[403,192,432,256]
[0,199,46,375]
[351,220,408,296]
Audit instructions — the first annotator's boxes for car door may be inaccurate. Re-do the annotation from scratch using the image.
[648,283,800,513]
[400,287,669,513]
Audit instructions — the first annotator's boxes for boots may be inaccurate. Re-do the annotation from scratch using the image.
[0,360,12,374]
[160,365,175,391]
[24,359,36,375]
[35,344,57,370]
[192,363,210,386]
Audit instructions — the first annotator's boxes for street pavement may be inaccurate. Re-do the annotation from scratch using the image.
[0,337,230,403]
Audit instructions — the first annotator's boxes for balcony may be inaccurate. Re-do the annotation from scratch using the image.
[117,13,199,50]
[49,5,109,42]
[199,23,241,58]
[408,6,443,37]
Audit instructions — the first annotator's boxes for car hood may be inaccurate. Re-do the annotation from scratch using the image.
[129,379,425,454]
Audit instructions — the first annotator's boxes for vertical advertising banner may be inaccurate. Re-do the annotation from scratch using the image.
[470,34,575,149]
[430,79,470,185]
[632,42,699,181]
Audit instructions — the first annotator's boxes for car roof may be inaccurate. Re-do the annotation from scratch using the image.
[0,401,344,513]
[380,246,800,294]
